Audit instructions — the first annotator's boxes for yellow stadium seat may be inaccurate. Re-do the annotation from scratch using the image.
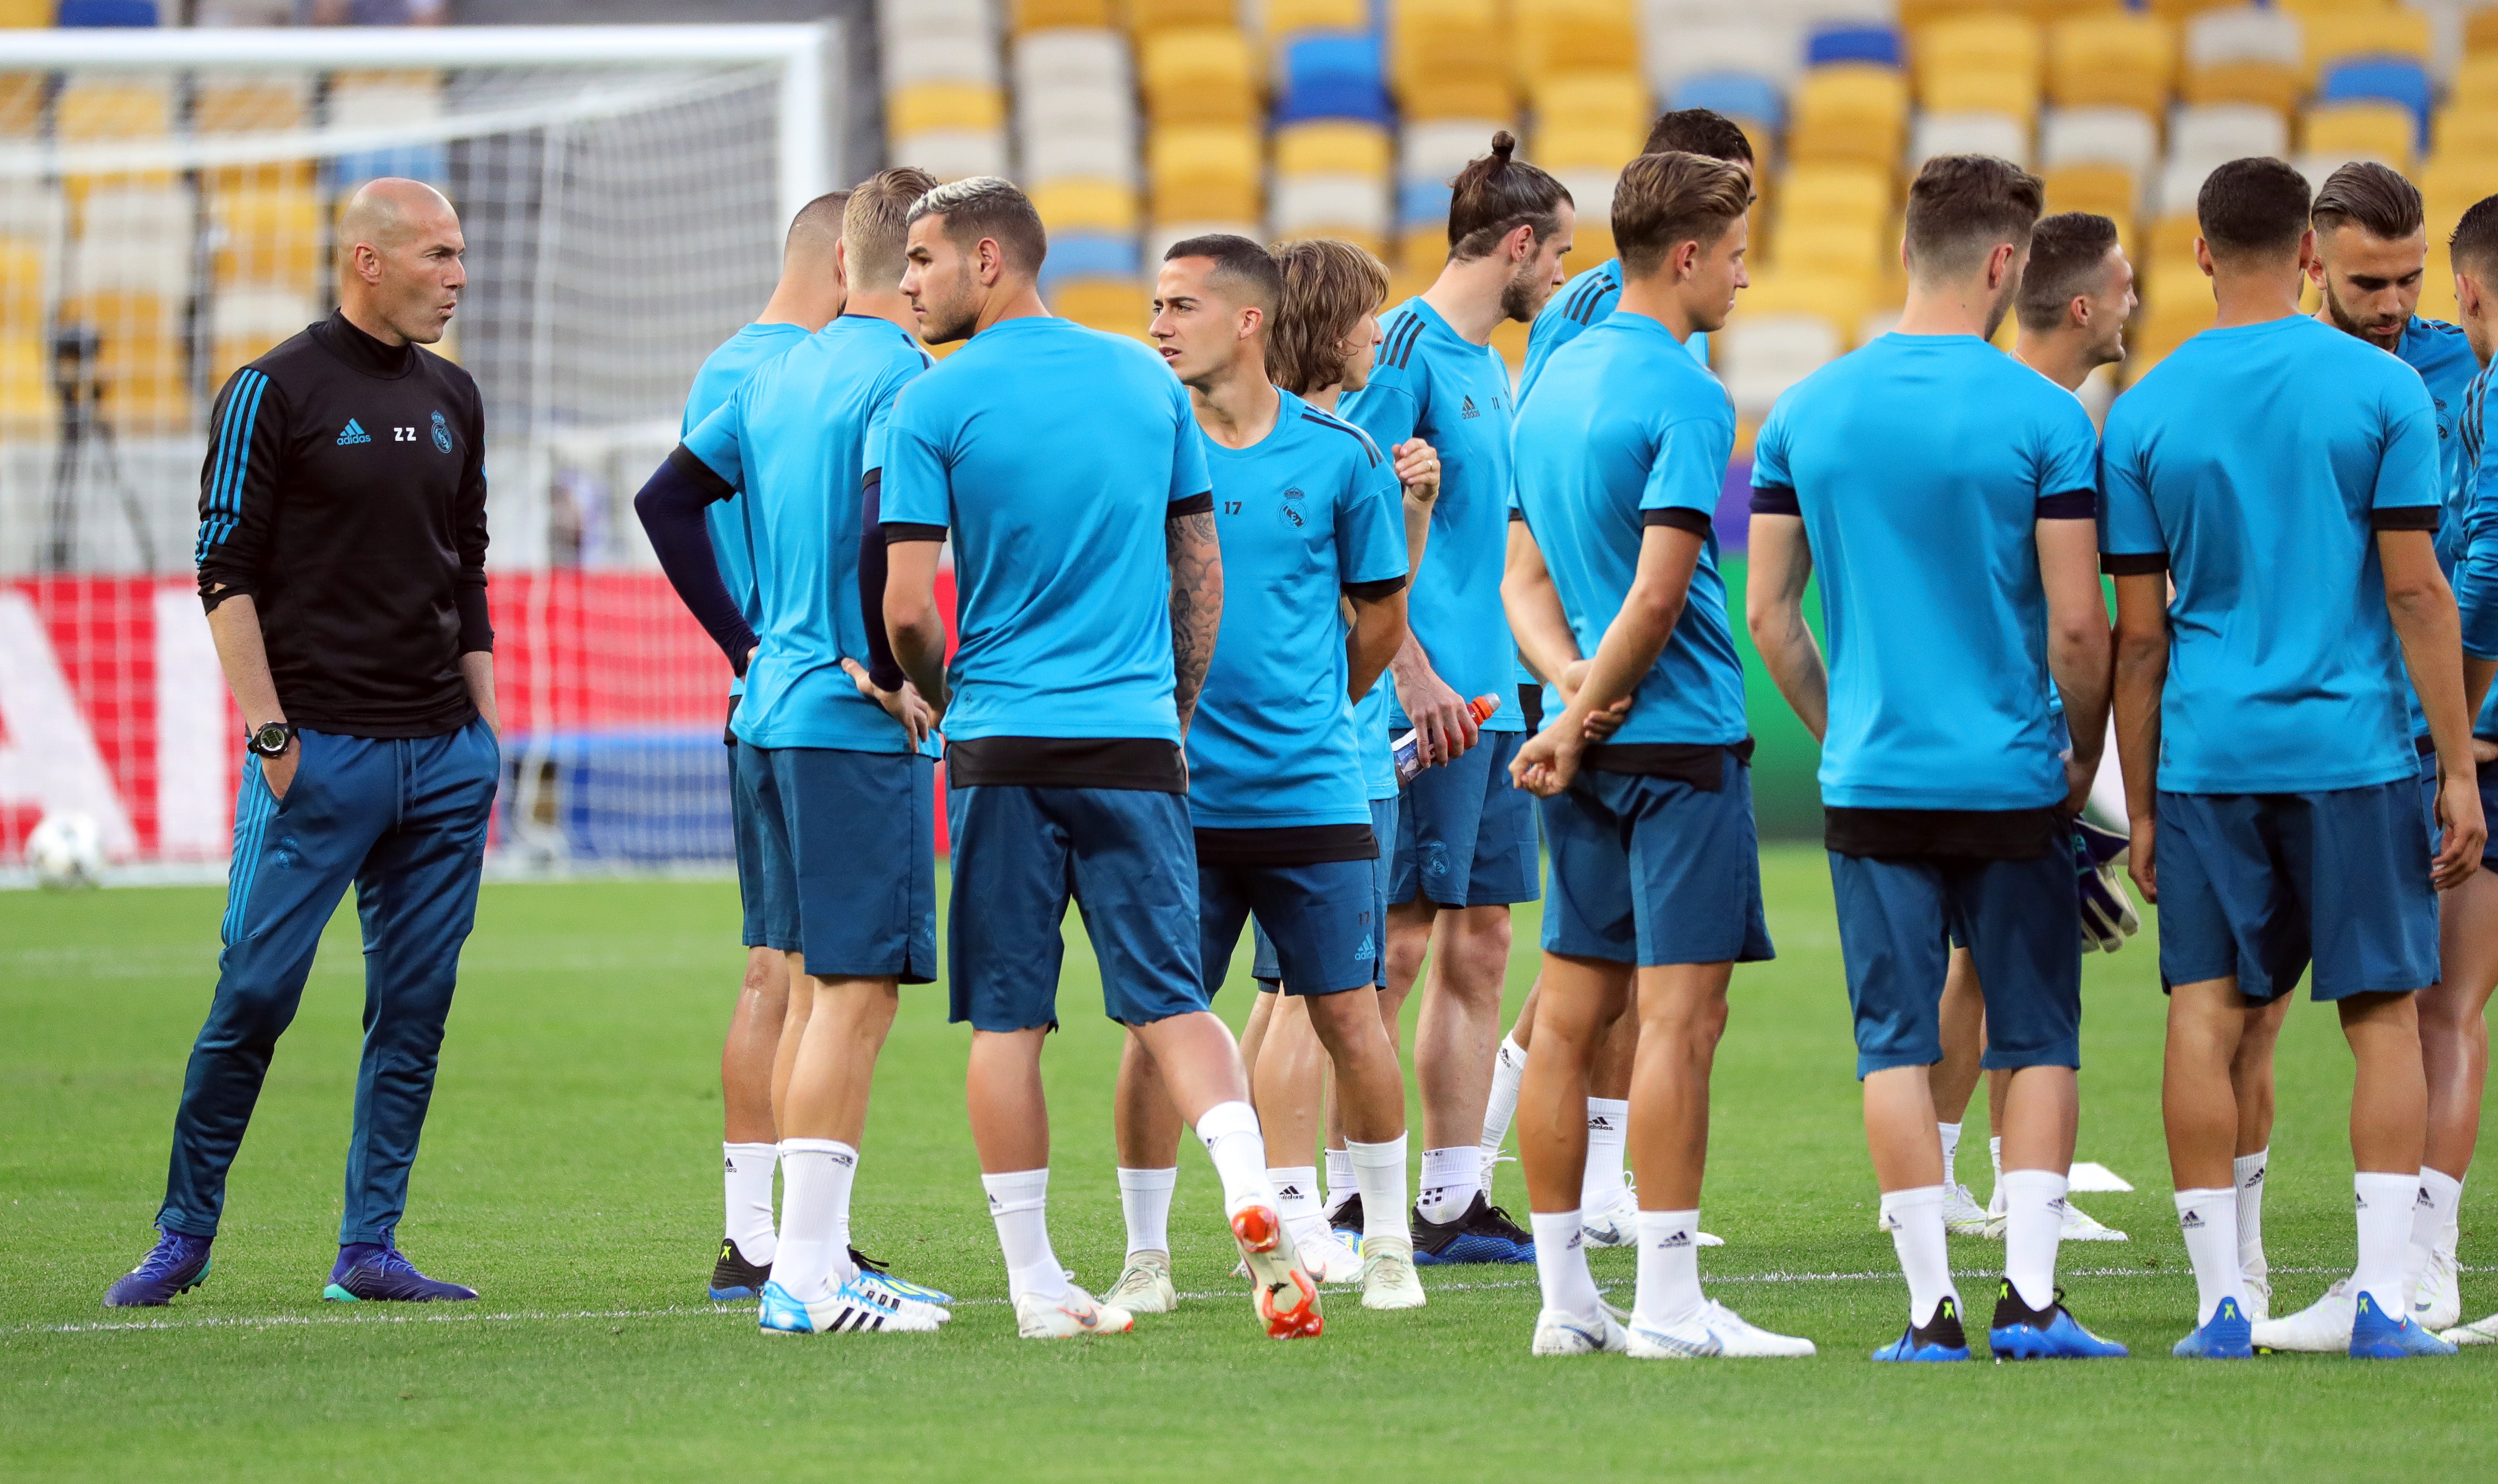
[1014,0,1114,29]
[1491,317,1530,370]
[1775,163,1893,231]
[1775,217,1887,281]
[1519,0,1641,79]
[1030,178,1140,235]
[1916,14,2044,96]
[1737,271,1874,343]
[193,77,318,194]
[2273,0,2391,17]
[1053,278,1149,339]
[2041,163,2139,224]
[1150,125,1261,221]
[1400,73,1518,120]
[1533,69,1648,129]
[0,333,49,434]
[2436,108,2498,173]
[1562,222,1616,281]
[1532,124,1640,171]
[2130,280,2214,370]
[210,189,322,292]
[1275,121,1392,179]
[55,78,172,142]
[2049,13,2178,115]
[1142,27,1259,125]
[2182,56,2302,114]
[1265,0,1364,33]
[57,289,190,432]
[0,238,43,337]
[2014,0,2123,17]
[2472,9,2498,55]
[1923,69,2042,122]
[2302,101,2415,171]
[0,0,52,25]
[1789,66,1910,171]
[209,286,317,390]
[2146,0,2239,19]
[887,82,1003,138]
[2420,239,2458,324]
[2,73,45,138]
[1395,0,1504,82]
[2301,9,2431,83]
[1896,0,2008,31]
[1397,223,1447,275]
[2422,154,2498,233]
[2454,55,2498,107]
[1130,0,1237,36]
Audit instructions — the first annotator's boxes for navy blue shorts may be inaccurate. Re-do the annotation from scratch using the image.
[947,782,1206,1031]
[1392,727,1539,908]
[1252,796,1394,989]
[2155,781,2438,1003]
[1539,753,1774,967]
[1204,855,1378,997]
[749,745,937,984]
[1829,849,2082,1079]
[732,734,800,953]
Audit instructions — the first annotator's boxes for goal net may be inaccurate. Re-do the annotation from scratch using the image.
[0,24,845,876]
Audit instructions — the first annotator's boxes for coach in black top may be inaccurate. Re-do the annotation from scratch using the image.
[107,179,502,1308]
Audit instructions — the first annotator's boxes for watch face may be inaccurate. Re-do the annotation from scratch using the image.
[254,724,290,753]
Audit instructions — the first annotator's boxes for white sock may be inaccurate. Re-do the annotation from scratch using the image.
[1581,1097,1629,1207]
[1529,1209,1600,1315]
[2354,1171,2417,1314]
[1634,1208,1703,1329]
[2001,1168,2067,1312]
[1193,1100,1275,1210]
[981,1168,1067,1303]
[1349,1134,1410,1244]
[1480,1033,1527,1163]
[2233,1148,2269,1280]
[723,1141,778,1265]
[1939,1121,1963,1187]
[1116,1166,1176,1259]
[1880,1185,1958,1328]
[1270,1164,1324,1248]
[1323,1147,1355,1213]
[1987,1135,2004,1205]
[1417,1145,1481,1223]
[2175,1187,2246,1326]
[774,1139,859,1303]
[2408,1168,2462,1304]
[2442,1173,2465,1258]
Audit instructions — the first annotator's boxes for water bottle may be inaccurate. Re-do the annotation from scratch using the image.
[1392,694,1503,785]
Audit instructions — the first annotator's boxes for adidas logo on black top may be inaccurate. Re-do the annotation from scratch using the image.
[336,418,371,445]
[1460,396,1481,420]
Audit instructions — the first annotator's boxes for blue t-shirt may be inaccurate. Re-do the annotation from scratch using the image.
[880,315,1212,744]
[1519,258,1709,404]
[1751,334,2099,810]
[1187,389,1410,829]
[682,315,935,755]
[2099,313,2443,794]
[2391,316,2483,741]
[2445,365,2498,738]
[683,322,810,698]
[1513,311,1745,747]
[1340,298,1525,733]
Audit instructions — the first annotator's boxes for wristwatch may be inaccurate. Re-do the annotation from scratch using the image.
[246,720,298,758]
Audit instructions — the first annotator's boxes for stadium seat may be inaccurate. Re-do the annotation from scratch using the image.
[208,188,320,293]
[1030,177,1140,235]
[2318,57,2434,147]
[1671,71,1787,136]
[1129,0,1238,37]
[0,236,44,341]
[1806,22,1903,69]
[0,73,39,139]
[2299,8,2430,84]
[2472,6,2498,56]
[1719,313,1840,417]
[0,0,47,23]
[0,332,48,435]
[2455,54,2498,107]
[2183,7,2304,112]
[1264,0,1365,33]
[1036,232,1141,293]
[56,1,159,23]
[1271,176,1392,254]
[208,284,315,390]
[889,81,1004,140]
[1738,270,1875,343]
[192,73,315,194]
[2041,106,2161,179]
[1531,72,1650,168]
[1021,124,1139,189]
[2047,12,2178,116]
[2422,153,2498,233]
[2171,100,2291,164]
[1274,33,1394,126]
[1149,123,1261,221]
[57,288,186,429]
[1774,216,1887,282]
[1015,27,1130,93]
[2434,104,2498,165]
[1141,27,1259,125]
[1776,162,1892,230]
[55,74,176,200]
[2301,100,2416,171]
[1788,65,1910,169]
[897,128,1010,183]
[1523,0,1644,79]
[1052,277,1149,338]
[1914,14,2044,99]
[2146,0,2243,19]
[2041,163,2141,222]
[327,73,448,190]
[1147,221,1260,265]
[886,31,1003,93]
[1276,119,1393,179]
[1018,79,1136,139]
[1014,0,1115,30]
[1644,15,1802,97]
[1910,111,2032,170]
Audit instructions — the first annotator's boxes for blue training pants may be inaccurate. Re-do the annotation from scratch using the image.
[158,719,499,1244]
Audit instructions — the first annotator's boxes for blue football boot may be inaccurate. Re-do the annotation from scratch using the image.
[2349,1289,2457,1358]
[102,1229,212,1308]
[323,1238,478,1302]
[1412,1192,1535,1265]
[1988,1282,2129,1359]
[852,1246,952,1307]
[2172,1295,2254,1358]
[1873,1294,1973,1362]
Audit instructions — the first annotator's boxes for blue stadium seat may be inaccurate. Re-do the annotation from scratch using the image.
[1398,177,1453,229]
[2318,57,2435,150]
[56,0,159,23]
[1805,23,1900,70]
[1037,231,1142,292]
[1672,72,1786,131]
[1273,33,1395,126]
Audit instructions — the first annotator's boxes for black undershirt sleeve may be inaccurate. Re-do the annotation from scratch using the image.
[633,444,757,676]
[2035,488,2097,521]
[1343,575,1407,601]
[1749,484,1800,517]
[2100,551,2168,576]
[2372,505,2442,532]
[1168,491,1215,517]
[857,470,905,693]
[1644,507,1711,535]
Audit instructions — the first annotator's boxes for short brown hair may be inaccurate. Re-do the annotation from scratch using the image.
[2014,211,2122,332]
[907,175,1048,274]
[1267,238,1390,395]
[2312,160,2425,241]
[1641,108,1755,165]
[1903,154,2045,279]
[786,188,848,256]
[1164,232,1284,316]
[2198,156,2311,262]
[2453,192,2498,280]
[846,166,938,289]
[1446,131,1572,261]
[1613,151,1751,279]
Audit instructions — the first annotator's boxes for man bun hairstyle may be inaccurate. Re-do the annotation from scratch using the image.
[1164,232,1285,316]
[1902,154,2045,279]
[2453,192,2498,281]
[1268,237,1390,395]
[2013,211,2122,333]
[1612,151,1752,279]
[1641,108,1755,166]
[907,175,1048,274]
[2312,159,2426,242]
[846,166,938,289]
[1445,131,1572,261]
[2197,156,2312,263]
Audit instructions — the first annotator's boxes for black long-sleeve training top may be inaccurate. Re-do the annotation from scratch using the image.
[194,310,491,738]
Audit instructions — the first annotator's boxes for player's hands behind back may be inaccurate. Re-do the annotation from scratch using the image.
[1555,659,1631,742]
[843,659,938,749]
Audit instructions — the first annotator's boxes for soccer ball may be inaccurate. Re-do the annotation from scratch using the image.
[25,810,104,890]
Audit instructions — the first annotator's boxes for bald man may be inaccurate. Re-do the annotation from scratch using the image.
[107,177,501,1307]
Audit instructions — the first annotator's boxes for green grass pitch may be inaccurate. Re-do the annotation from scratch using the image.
[3,846,2491,1481]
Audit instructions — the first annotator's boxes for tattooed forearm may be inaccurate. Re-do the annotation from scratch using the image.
[1167,509,1223,731]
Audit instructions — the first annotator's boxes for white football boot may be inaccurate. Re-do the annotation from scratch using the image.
[1531,1302,1628,1355]
[2250,1279,2356,1352]
[1628,1299,1817,1359]
[2411,1245,2462,1332]
[1941,1182,1993,1237]
[1014,1283,1134,1340]
[1101,1251,1175,1316]
[1360,1234,1427,1310]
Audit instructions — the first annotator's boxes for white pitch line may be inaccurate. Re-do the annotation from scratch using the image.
[28,1262,2486,1339]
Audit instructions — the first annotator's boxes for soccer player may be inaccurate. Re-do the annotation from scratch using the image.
[2238,161,2487,1343]
[1747,155,2124,1363]
[2101,156,2480,1361]
[1340,131,1574,1263]
[669,188,848,1304]
[1104,234,1427,1316]
[2439,192,2498,1347]
[636,169,954,1336]
[1485,107,1757,1250]
[1503,151,1806,1359]
[879,177,1316,1341]
[108,180,499,1307]
[1928,211,2139,1246]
